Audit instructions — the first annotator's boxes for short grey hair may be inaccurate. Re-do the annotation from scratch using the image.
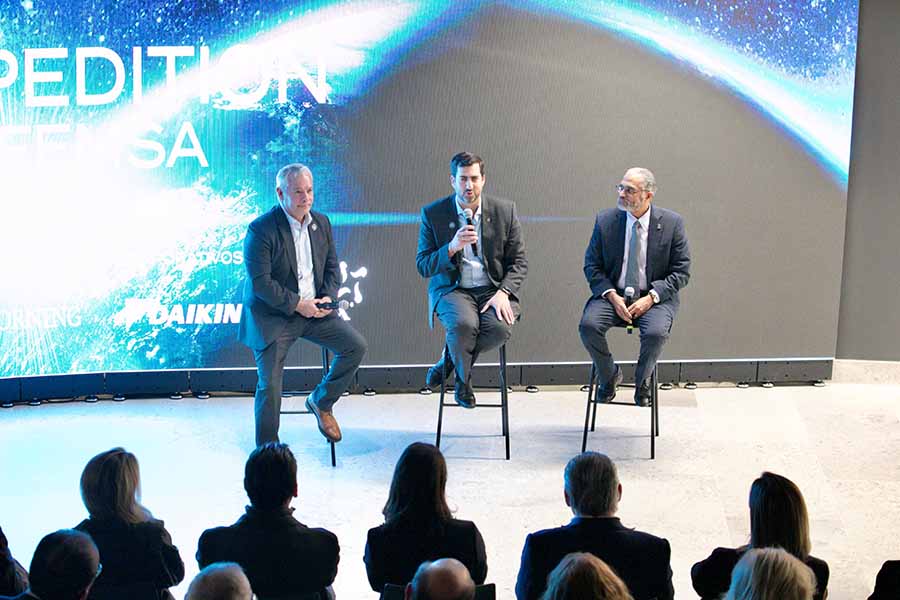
[275,163,313,194]
[564,452,619,516]
[627,167,657,195]
[186,562,252,600]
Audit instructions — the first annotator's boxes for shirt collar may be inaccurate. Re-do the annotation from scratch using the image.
[281,206,312,231]
[626,205,651,231]
[455,196,483,220]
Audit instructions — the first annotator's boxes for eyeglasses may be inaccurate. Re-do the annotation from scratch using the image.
[616,184,643,196]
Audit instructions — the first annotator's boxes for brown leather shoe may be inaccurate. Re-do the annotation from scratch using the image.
[305,397,342,442]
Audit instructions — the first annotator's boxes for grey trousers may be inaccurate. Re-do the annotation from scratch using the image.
[252,313,367,446]
[435,286,519,385]
[578,295,676,393]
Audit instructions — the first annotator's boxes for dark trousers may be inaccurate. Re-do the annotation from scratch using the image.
[252,313,367,446]
[578,295,676,393]
[435,286,519,385]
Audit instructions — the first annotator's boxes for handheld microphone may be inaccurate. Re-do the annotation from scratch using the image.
[462,208,478,256]
[624,286,636,334]
[317,299,350,311]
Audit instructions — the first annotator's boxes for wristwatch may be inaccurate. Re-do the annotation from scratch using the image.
[649,289,660,304]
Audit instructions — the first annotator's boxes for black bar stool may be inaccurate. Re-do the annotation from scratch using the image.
[435,343,511,460]
[280,347,337,467]
[582,362,659,459]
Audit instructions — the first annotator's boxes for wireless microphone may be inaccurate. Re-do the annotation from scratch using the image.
[624,286,636,334]
[462,208,479,256]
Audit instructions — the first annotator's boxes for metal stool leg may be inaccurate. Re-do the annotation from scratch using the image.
[650,364,658,460]
[436,345,448,449]
[322,348,336,467]
[582,363,596,452]
[499,344,510,460]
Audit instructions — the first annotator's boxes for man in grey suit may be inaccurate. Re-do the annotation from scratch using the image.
[416,152,527,408]
[238,164,367,446]
[579,167,690,406]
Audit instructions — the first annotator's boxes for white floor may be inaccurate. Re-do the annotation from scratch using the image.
[1,381,898,599]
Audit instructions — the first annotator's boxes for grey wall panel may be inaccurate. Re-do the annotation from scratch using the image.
[838,0,900,360]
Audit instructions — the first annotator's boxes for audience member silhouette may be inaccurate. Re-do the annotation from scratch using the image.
[0,529,100,600]
[197,442,339,600]
[74,447,184,600]
[540,552,634,600]
[365,443,487,596]
[405,559,475,600]
[869,560,900,600]
[515,452,673,600]
[724,547,816,600]
[691,471,829,600]
[185,562,252,600]
[0,527,27,596]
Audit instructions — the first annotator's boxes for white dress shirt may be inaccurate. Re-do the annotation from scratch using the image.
[281,207,316,301]
[456,198,490,289]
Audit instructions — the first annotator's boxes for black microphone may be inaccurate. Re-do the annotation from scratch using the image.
[463,208,478,256]
[624,286,636,334]
[317,299,350,311]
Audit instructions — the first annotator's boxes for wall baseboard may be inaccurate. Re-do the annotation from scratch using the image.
[1,359,836,403]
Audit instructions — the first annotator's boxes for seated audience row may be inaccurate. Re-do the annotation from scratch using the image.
[3,444,898,599]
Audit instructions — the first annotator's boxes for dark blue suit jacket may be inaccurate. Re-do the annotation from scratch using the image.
[584,206,690,305]
[515,517,673,600]
[416,194,527,327]
[238,206,341,351]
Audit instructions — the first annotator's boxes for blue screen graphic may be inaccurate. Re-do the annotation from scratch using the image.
[0,0,859,379]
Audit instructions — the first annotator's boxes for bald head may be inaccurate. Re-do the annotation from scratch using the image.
[406,559,476,600]
[186,562,252,600]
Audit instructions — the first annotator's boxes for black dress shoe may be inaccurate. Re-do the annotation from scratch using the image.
[426,353,455,388]
[597,366,623,403]
[634,379,652,407]
[454,380,476,409]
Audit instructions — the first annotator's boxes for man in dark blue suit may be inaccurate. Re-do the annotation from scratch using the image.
[416,152,527,408]
[579,167,690,406]
[515,452,674,600]
[238,164,367,446]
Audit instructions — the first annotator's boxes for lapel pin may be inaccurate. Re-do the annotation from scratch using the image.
[656,223,661,231]
[449,222,456,229]
[311,223,318,231]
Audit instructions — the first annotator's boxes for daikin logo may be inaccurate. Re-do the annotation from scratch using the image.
[114,299,241,327]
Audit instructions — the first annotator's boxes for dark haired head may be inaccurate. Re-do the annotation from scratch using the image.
[450,152,484,177]
[29,529,99,600]
[749,471,811,559]
[244,443,297,510]
[382,442,452,525]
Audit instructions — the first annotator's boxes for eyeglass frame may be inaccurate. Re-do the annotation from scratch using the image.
[615,183,645,196]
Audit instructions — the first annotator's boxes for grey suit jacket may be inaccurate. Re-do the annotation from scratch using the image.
[238,206,341,351]
[416,194,527,327]
[583,205,690,306]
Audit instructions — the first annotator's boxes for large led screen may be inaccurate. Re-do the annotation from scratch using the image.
[0,1,859,378]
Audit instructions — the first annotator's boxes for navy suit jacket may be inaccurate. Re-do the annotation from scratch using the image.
[197,506,339,600]
[416,194,527,327]
[515,517,674,600]
[584,206,690,306]
[238,207,341,351]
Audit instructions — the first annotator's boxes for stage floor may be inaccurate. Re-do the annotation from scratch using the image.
[1,382,897,599]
